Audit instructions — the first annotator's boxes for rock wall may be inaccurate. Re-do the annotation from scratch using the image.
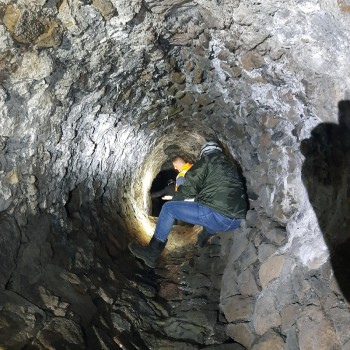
[0,0,350,348]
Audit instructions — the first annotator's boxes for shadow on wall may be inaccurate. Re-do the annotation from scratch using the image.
[301,100,350,301]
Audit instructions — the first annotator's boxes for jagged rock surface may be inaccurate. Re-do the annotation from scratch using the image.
[0,0,350,348]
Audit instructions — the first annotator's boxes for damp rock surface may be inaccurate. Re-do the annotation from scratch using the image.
[0,0,350,348]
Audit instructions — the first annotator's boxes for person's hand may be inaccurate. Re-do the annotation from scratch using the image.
[162,195,173,200]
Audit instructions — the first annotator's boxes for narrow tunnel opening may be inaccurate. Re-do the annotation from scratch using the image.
[150,168,177,216]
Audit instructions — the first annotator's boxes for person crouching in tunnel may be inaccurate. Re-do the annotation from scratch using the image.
[172,156,193,192]
[129,141,249,268]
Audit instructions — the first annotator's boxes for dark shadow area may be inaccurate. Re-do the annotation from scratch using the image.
[220,140,251,211]
[301,100,350,301]
[150,169,177,216]
[0,210,164,349]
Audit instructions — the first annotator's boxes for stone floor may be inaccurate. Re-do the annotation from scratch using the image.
[0,213,244,349]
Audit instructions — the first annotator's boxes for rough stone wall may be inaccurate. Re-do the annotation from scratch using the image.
[0,0,350,348]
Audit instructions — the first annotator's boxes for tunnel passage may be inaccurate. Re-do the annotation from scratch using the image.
[1,0,350,349]
[150,168,177,216]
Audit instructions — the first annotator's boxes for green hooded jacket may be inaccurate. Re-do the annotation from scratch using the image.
[172,151,248,219]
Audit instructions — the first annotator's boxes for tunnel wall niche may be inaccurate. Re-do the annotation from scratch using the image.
[0,0,350,348]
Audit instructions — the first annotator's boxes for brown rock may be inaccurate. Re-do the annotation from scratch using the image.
[237,268,259,296]
[3,4,21,34]
[171,71,186,84]
[328,307,350,348]
[265,227,287,246]
[220,62,242,79]
[241,52,265,71]
[253,292,281,335]
[92,0,116,19]
[197,94,213,106]
[180,93,194,105]
[251,332,285,350]
[5,169,20,184]
[35,21,63,48]
[259,255,285,288]
[3,4,62,47]
[297,306,339,350]
[159,282,182,300]
[259,133,272,148]
[185,60,195,72]
[281,304,301,332]
[338,0,350,13]
[226,323,254,348]
[220,295,255,322]
[193,67,204,84]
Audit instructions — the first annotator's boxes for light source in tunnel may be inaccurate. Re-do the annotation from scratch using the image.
[139,168,157,238]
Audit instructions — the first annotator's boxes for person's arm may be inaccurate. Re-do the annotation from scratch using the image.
[151,183,175,199]
[173,157,207,201]
[176,176,186,187]
[151,187,167,198]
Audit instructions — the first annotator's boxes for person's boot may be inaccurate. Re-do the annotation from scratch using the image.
[128,236,166,268]
[196,228,212,247]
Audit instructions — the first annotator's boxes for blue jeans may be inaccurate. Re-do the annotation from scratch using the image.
[153,201,241,242]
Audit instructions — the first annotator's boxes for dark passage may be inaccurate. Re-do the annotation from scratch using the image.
[150,169,177,216]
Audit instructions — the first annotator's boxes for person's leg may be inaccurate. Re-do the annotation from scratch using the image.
[154,201,242,241]
[195,208,242,247]
[211,211,241,232]
[129,201,243,266]
[129,201,204,267]
[128,236,166,268]
[153,201,206,241]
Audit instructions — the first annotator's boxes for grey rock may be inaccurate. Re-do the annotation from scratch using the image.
[258,243,277,262]
[226,323,254,348]
[220,295,255,323]
[297,305,339,350]
[250,331,285,350]
[0,290,46,349]
[0,214,21,287]
[253,291,281,336]
[0,0,350,348]
[36,317,85,349]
